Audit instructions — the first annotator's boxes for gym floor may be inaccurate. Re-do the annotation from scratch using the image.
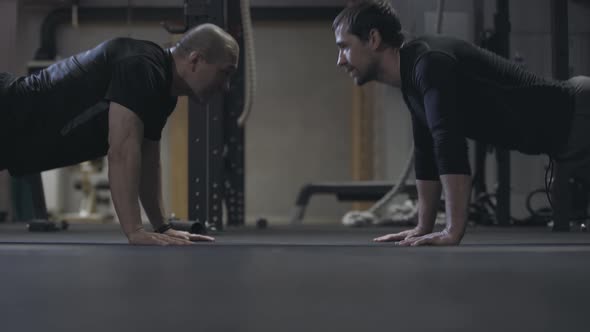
[1,223,590,332]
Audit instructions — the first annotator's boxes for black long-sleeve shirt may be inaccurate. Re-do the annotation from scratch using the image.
[400,35,575,180]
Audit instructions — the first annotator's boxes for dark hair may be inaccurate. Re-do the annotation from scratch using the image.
[333,0,404,48]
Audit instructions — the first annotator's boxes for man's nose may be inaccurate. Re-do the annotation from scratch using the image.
[337,51,347,67]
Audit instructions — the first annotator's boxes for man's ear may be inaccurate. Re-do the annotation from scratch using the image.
[368,28,383,51]
[188,50,205,69]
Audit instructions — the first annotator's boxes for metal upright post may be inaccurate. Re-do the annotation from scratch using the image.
[494,0,512,226]
[550,0,570,231]
[186,0,227,230]
[224,0,246,227]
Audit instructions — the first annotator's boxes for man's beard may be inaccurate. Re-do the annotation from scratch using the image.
[355,59,378,86]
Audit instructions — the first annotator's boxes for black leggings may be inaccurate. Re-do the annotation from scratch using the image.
[555,76,590,165]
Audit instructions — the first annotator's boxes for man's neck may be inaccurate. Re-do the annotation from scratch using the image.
[376,48,402,87]
[168,48,187,96]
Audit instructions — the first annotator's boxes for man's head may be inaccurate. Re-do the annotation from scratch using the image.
[171,23,239,101]
[333,0,404,85]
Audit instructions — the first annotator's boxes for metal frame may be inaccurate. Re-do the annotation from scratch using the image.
[224,0,246,227]
[472,0,511,226]
[493,0,511,226]
[182,0,245,230]
[551,0,569,80]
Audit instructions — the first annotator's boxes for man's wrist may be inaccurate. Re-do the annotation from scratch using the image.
[124,224,145,237]
[154,223,173,234]
[444,225,465,241]
[415,223,434,233]
[146,213,167,231]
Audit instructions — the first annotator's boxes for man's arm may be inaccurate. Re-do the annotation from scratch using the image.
[439,174,471,240]
[379,53,472,245]
[138,129,215,242]
[373,179,443,243]
[415,179,442,233]
[396,174,470,246]
[107,102,144,236]
[108,102,195,245]
[407,54,471,245]
[139,139,166,230]
[374,114,443,243]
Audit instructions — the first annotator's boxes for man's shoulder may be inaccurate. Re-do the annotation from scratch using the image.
[101,38,171,84]
[403,35,468,58]
[98,37,166,64]
[407,35,470,47]
[402,35,471,77]
[101,37,159,50]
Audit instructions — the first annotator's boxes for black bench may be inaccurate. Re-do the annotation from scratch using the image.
[290,181,417,224]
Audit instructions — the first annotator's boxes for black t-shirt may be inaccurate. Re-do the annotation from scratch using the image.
[2,37,177,175]
[400,35,575,180]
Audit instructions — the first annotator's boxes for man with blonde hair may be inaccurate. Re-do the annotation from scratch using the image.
[0,23,238,245]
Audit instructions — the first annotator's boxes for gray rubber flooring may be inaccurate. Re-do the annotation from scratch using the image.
[1,223,590,332]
